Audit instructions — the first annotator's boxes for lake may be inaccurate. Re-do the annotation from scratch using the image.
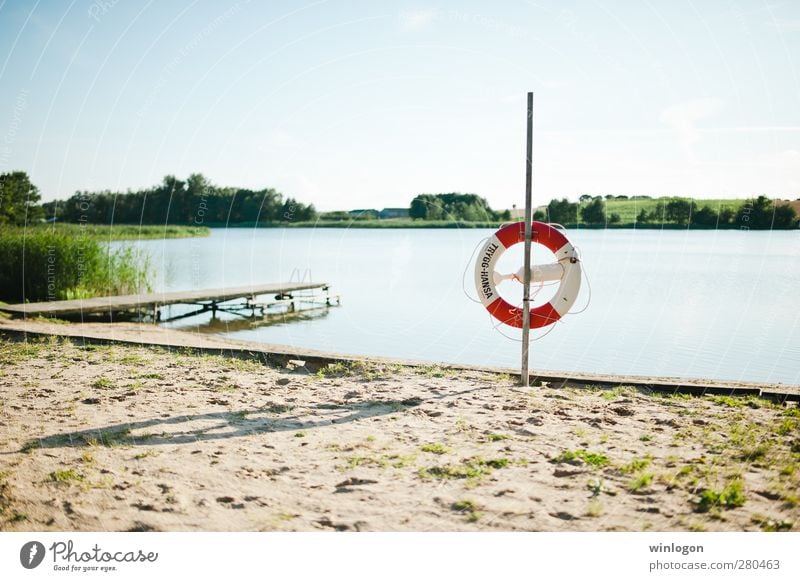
[122,227,800,386]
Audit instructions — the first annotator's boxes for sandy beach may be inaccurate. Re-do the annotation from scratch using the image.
[0,324,797,532]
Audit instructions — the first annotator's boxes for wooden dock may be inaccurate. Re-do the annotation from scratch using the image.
[0,282,334,322]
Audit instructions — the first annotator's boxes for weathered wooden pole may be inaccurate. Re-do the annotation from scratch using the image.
[521,92,533,387]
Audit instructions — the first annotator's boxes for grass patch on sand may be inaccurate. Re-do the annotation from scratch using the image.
[314,360,403,381]
[628,472,655,493]
[553,449,610,468]
[414,364,455,378]
[750,514,794,532]
[486,433,512,442]
[49,468,85,484]
[92,377,115,390]
[0,335,61,365]
[341,452,417,471]
[598,386,638,401]
[696,478,746,513]
[421,443,451,455]
[451,499,482,522]
[619,456,652,474]
[419,456,511,482]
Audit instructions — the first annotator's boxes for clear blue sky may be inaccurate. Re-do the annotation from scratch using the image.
[1,0,798,210]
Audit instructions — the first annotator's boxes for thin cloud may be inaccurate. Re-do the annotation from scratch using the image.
[769,19,800,31]
[705,126,800,133]
[660,98,723,156]
[397,9,437,31]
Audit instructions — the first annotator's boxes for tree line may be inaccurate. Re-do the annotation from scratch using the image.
[2,171,797,229]
[539,196,797,229]
[0,171,316,226]
[409,193,511,221]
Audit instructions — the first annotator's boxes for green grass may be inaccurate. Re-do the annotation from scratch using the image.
[133,449,160,460]
[48,468,85,484]
[86,428,132,447]
[92,377,114,390]
[451,499,482,522]
[599,386,638,400]
[0,336,54,365]
[419,456,511,481]
[708,395,743,407]
[776,417,798,436]
[751,514,794,532]
[603,197,746,224]
[696,478,747,512]
[628,472,654,493]
[344,455,388,470]
[486,433,512,442]
[0,227,152,302]
[414,364,453,378]
[421,443,451,455]
[45,223,209,240]
[619,457,652,474]
[553,449,610,468]
[316,361,352,379]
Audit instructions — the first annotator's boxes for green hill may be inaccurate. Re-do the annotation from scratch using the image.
[603,197,746,224]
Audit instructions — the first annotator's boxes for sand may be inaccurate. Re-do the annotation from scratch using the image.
[0,328,798,532]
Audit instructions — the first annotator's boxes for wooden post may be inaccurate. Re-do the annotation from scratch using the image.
[521,92,533,387]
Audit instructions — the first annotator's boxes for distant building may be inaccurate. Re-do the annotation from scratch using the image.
[379,207,409,219]
[347,208,409,219]
[348,209,379,218]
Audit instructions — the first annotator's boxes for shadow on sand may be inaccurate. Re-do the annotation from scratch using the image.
[19,398,425,452]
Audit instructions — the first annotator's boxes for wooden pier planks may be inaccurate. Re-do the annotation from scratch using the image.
[0,282,327,318]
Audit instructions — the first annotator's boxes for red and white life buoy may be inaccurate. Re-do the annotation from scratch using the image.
[474,221,581,329]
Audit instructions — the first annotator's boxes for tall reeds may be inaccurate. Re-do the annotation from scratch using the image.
[0,227,151,303]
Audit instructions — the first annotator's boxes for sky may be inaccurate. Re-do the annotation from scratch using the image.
[1,0,799,211]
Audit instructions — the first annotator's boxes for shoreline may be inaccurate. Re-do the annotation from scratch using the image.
[1,318,797,396]
[0,319,798,532]
[30,221,800,231]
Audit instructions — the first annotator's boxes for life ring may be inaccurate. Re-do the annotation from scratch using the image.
[474,221,581,329]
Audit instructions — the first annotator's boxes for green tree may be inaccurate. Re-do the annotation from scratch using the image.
[408,193,499,221]
[0,171,43,225]
[665,198,696,225]
[636,209,649,224]
[546,198,578,225]
[580,197,606,224]
[51,174,314,226]
[648,200,666,223]
[718,207,735,225]
[691,205,719,227]
[773,203,797,228]
[736,195,797,229]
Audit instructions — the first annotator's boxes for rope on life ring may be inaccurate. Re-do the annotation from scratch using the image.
[473,221,582,329]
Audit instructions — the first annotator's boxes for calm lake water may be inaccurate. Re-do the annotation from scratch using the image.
[122,228,800,386]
